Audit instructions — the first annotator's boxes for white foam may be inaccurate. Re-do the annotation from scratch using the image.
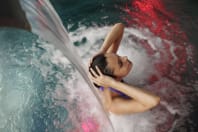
[68,26,156,86]
[66,24,192,132]
[38,42,113,131]
[67,25,160,132]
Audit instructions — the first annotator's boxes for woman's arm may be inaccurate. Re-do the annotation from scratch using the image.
[89,67,160,115]
[100,87,112,111]
[88,23,124,66]
[99,23,124,54]
[109,81,160,114]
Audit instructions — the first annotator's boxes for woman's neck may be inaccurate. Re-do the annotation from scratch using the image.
[116,77,123,81]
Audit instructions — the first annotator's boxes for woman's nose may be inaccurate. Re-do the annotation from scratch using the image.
[123,56,128,61]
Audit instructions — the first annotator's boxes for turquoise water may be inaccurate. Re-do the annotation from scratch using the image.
[0,27,112,132]
[0,28,68,132]
[50,0,198,131]
[50,0,129,30]
[0,0,114,132]
[0,0,198,132]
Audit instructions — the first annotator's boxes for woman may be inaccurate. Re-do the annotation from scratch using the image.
[88,23,160,115]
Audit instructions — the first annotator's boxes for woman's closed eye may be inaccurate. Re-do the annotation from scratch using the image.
[118,58,123,67]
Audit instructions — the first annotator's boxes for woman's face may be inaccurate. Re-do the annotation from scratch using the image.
[105,53,132,78]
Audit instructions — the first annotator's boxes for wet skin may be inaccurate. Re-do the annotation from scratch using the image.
[105,53,133,79]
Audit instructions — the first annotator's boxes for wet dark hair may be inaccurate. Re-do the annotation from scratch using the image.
[89,53,115,87]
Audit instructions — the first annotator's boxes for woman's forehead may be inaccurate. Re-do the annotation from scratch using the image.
[105,53,119,67]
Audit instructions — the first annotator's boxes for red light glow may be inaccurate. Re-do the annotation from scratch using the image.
[124,0,189,84]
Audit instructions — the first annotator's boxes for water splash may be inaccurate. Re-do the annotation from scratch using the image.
[0,0,114,131]
[120,0,197,131]
[19,0,114,131]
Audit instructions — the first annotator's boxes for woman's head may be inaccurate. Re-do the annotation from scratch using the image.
[89,53,115,78]
[105,53,132,78]
[89,53,132,79]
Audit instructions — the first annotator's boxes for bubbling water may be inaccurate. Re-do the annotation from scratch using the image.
[68,24,194,132]
[0,27,114,132]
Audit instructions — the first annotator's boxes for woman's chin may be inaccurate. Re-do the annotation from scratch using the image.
[128,62,132,72]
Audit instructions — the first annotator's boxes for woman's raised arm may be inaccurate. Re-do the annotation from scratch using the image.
[100,23,124,54]
[89,23,124,66]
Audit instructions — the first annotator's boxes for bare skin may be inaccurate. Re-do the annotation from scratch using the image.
[89,23,160,115]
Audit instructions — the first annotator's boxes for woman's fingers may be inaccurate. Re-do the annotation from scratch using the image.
[88,73,96,81]
[89,68,99,77]
[88,59,92,67]
[88,67,102,84]
[95,66,103,76]
[88,67,113,87]
[88,72,100,85]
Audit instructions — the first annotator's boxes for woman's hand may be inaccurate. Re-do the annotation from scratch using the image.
[88,51,104,68]
[89,66,115,88]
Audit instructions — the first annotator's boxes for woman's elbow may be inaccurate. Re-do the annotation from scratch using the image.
[114,23,124,30]
[143,97,160,111]
[151,96,160,108]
